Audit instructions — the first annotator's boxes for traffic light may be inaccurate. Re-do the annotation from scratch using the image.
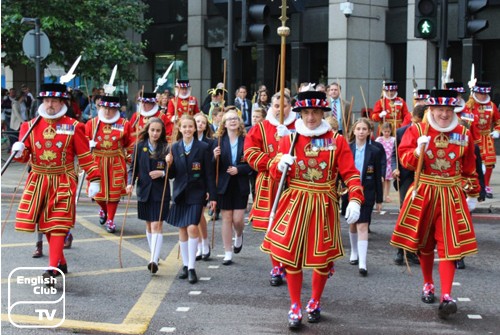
[414,0,437,39]
[247,4,270,41]
[458,0,489,39]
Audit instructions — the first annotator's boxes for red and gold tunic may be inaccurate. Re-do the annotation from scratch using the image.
[85,117,133,202]
[391,122,479,260]
[14,116,100,233]
[243,119,296,230]
[262,131,363,268]
[371,97,411,136]
[463,100,500,166]
[129,110,169,141]
[166,96,200,123]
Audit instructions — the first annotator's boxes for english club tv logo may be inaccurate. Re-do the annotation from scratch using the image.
[8,267,66,328]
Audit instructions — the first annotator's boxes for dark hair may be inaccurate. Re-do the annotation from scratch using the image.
[412,105,426,121]
[138,117,168,158]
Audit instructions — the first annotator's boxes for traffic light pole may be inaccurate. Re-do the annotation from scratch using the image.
[438,0,448,89]
[227,0,234,101]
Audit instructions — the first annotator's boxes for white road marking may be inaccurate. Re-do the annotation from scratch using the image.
[452,282,461,286]
[199,277,211,281]
[208,265,220,269]
[189,291,202,295]
[467,314,482,319]
[160,327,176,332]
[176,307,190,312]
[457,297,471,302]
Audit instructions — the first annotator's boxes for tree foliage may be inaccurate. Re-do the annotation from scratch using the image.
[1,0,152,84]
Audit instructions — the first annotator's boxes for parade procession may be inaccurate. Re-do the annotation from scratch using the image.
[2,1,500,334]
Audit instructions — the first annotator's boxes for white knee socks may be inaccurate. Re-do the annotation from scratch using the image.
[151,233,163,264]
[188,237,198,270]
[180,240,189,267]
[349,232,358,261]
[358,240,368,270]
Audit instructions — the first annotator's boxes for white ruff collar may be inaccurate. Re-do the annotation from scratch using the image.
[295,119,331,137]
[266,111,297,126]
[98,108,120,124]
[383,91,398,100]
[472,92,491,104]
[427,111,459,132]
[454,97,465,113]
[37,103,67,119]
[176,89,191,100]
[141,104,159,117]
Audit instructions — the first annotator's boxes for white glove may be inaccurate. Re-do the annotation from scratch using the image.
[88,181,101,198]
[466,197,477,212]
[490,130,500,139]
[379,111,387,118]
[277,154,295,172]
[482,163,486,174]
[11,141,25,158]
[276,124,291,137]
[89,140,97,149]
[345,201,361,225]
[415,135,431,157]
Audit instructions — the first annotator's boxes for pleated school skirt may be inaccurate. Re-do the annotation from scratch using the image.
[167,204,203,228]
[138,201,169,222]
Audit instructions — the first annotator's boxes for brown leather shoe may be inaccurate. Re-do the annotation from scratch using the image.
[32,241,43,258]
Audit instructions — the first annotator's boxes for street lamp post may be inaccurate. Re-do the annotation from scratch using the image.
[21,17,42,116]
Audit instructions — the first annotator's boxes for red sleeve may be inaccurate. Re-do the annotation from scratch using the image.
[74,122,101,182]
[398,123,422,171]
[243,123,273,172]
[371,99,384,122]
[335,135,364,204]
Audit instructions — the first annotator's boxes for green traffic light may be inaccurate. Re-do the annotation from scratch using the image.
[418,19,434,37]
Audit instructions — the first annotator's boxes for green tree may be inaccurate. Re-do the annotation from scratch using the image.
[1,0,151,84]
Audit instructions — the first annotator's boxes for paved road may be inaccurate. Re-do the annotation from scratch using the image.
[1,195,499,334]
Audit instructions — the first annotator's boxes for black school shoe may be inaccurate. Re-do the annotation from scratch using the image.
[178,266,188,279]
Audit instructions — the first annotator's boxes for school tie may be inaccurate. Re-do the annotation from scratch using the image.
[331,99,337,119]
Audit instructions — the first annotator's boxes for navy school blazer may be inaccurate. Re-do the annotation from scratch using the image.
[128,140,171,203]
[212,134,253,195]
[169,139,216,204]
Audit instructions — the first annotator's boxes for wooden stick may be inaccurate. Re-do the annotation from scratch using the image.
[411,113,429,201]
[345,96,354,135]
[212,135,222,249]
[1,116,41,176]
[360,85,368,114]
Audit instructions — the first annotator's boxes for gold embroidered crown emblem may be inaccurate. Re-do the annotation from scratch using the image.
[434,133,449,148]
[304,142,319,157]
[103,125,112,134]
[43,126,57,140]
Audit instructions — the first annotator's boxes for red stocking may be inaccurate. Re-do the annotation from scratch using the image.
[285,265,303,307]
[418,252,434,284]
[47,231,67,272]
[106,202,119,221]
[96,200,107,213]
[311,268,329,302]
[439,260,456,299]
[484,167,493,187]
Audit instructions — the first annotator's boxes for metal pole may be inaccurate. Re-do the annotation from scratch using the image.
[34,18,42,118]
[439,0,448,89]
[227,0,234,103]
